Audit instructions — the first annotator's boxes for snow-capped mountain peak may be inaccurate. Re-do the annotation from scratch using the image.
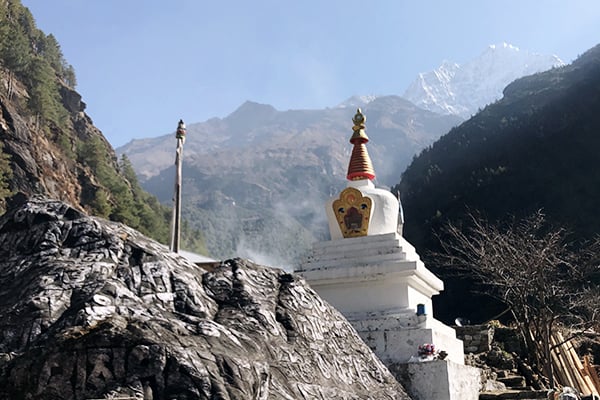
[488,42,519,51]
[336,94,378,109]
[404,43,565,118]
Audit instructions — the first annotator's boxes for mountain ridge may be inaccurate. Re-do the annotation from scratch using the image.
[119,95,461,263]
[119,43,568,265]
[119,95,460,183]
[403,42,564,118]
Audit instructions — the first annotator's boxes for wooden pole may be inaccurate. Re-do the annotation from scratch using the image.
[170,120,186,253]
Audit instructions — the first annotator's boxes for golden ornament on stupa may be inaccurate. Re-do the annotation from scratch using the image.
[332,187,372,238]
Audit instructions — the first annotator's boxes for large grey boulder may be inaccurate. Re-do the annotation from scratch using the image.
[0,197,409,399]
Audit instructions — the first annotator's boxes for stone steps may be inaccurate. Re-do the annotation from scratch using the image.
[497,374,526,388]
[480,368,547,400]
[479,389,548,399]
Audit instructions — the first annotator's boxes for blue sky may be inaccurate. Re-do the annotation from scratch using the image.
[21,1,600,147]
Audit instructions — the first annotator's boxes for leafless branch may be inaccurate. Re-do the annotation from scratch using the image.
[432,210,600,385]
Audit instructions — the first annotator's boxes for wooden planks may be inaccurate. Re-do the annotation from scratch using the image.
[549,331,600,397]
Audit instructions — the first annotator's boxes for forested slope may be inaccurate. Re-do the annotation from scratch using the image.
[397,43,600,322]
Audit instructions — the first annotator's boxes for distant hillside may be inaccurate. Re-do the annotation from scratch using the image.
[119,97,461,265]
[397,43,600,322]
[404,43,564,118]
[0,0,205,253]
[120,97,461,186]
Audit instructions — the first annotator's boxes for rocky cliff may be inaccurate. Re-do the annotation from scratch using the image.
[0,197,409,399]
[0,75,99,208]
[0,0,182,248]
[0,69,178,246]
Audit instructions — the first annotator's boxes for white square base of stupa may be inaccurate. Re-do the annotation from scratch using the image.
[390,360,480,400]
[298,232,465,365]
[351,311,465,365]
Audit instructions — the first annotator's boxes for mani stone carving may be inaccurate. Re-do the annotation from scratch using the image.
[0,196,410,400]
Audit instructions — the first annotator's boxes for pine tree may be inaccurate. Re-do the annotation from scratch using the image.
[62,64,77,88]
[38,34,63,72]
[0,25,31,98]
[0,2,8,57]
[26,56,66,126]
[0,142,12,202]
[1,3,31,76]
[120,154,139,187]
[92,188,112,218]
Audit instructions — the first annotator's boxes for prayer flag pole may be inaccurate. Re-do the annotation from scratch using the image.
[170,119,186,253]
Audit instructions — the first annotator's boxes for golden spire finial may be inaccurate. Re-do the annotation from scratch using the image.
[350,108,370,143]
[346,109,375,181]
[352,108,366,130]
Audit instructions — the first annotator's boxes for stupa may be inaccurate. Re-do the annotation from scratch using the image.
[296,109,479,400]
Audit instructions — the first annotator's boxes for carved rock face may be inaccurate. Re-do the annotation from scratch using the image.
[0,197,409,400]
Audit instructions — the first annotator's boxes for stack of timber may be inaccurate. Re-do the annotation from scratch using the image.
[550,332,600,397]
